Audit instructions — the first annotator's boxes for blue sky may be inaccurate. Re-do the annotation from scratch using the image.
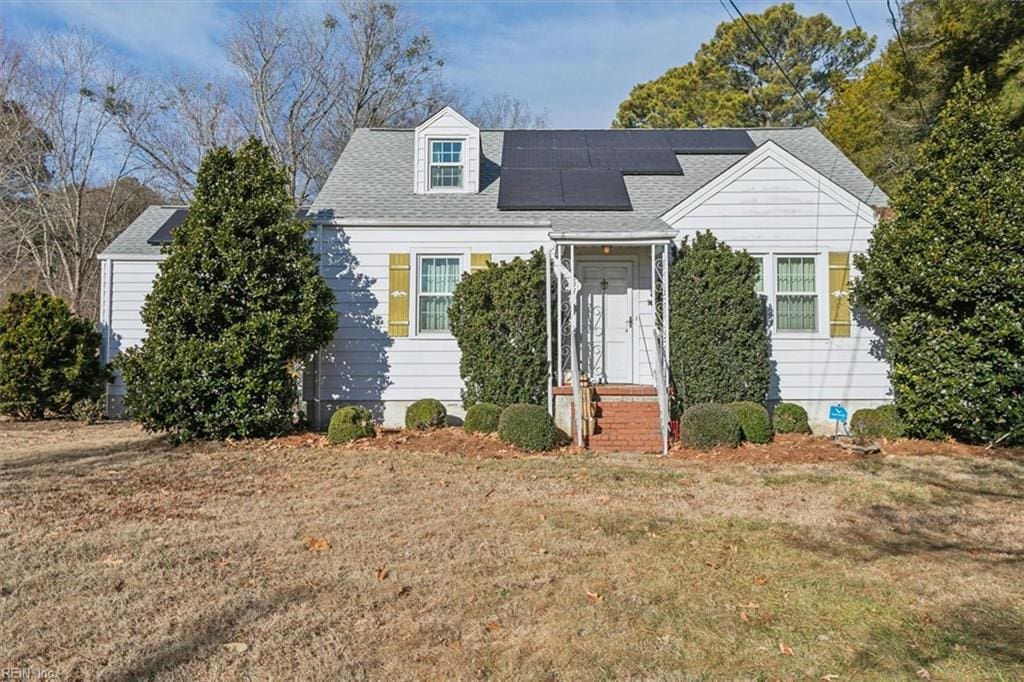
[2,1,895,128]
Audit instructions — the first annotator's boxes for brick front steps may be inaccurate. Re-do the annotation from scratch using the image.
[554,384,665,453]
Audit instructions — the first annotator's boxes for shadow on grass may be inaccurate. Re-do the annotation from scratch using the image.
[0,434,174,474]
[104,586,314,681]
[857,598,1024,674]
[789,458,1024,564]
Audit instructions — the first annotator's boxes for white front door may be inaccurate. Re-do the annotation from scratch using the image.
[580,262,633,384]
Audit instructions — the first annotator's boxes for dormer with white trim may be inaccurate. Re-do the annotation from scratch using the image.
[414,106,480,195]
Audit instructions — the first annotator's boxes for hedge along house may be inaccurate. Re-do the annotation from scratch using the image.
[99,106,890,453]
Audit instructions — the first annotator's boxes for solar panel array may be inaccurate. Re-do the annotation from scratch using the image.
[498,129,755,210]
[147,207,311,245]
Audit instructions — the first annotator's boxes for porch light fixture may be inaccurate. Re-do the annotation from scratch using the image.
[601,244,612,255]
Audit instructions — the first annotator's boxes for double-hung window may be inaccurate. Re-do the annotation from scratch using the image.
[418,256,460,333]
[429,140,463,189]
[775,256,817,332]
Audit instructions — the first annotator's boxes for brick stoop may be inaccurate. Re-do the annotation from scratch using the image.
[558,385,665,453]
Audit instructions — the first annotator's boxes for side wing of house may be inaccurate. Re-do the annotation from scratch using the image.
[313,223,550,428]
[662,141,891,427]
[98,256,162,414]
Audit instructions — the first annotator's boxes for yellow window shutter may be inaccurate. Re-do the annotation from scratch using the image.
[829,252,852,337]
[470,253,491,272]
[388,253,410,337]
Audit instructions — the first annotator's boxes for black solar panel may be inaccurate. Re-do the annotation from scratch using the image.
[146,208,188,245]
[147,207,312,244]
[586,147,681,174]
[502,147,590,169]
[497,128,754,210]
[497,169,564,209]
[666,129,756,154]
[560,169,631,209]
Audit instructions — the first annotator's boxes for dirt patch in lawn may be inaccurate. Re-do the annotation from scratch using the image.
[670,433,1020,464]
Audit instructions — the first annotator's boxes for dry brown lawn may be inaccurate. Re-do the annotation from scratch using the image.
[1,421,1023,680]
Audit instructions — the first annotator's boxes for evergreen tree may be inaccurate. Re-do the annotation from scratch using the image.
[119,139,336,442]
[669,232,770,410]
[853,72,1024,444]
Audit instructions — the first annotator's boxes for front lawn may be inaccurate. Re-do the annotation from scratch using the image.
[1,421,1022,679]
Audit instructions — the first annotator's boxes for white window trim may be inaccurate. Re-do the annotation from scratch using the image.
[749,251,829,340]
[411,248,469,338]
[427,138,467,193]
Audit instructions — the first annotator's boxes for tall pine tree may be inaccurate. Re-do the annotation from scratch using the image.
[853,72,1024,444]
[120,139,336,441]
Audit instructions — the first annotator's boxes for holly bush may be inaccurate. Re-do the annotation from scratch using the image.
[0,291,109,419]
[669,232,770,411]
[448,250,549,408]
[118,139,337,442]
[853,72,1024,444]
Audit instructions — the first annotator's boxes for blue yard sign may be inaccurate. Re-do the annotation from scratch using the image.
[829,405,848,422]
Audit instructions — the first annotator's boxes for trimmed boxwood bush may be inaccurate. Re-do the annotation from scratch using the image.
[498,403,557,452]
[464,402,502,434]
[726,401,773,444]
[772,402,811,434]
[679,403,742,449]
[0,291,110,419]
[405,398,447,430]
[851,405,905,439]
[328,406,375,443]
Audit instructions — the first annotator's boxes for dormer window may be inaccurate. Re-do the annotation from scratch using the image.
[429,140,464,189]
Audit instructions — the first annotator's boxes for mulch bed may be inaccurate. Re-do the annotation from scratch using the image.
[670,433,1023,464]
[248,428,1022,464]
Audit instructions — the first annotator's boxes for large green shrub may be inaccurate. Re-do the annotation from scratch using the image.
[498,403,558,452]
[118,139,337,442]
[772,403,811,434]
[726,401,773,444]
[327,406,375,444]
[853,72,1024,445]
[0,291,109,419]
[850,405,905,440]
[448,250,548,408]
[405,398,446,430]
[669,232,770,411]
[464,402,502,434]
[678,403,742,449]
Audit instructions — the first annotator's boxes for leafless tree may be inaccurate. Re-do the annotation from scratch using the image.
[5,32,160,316]
[226,6,349,204]
[470,93,550,129]
[114,73,245,202]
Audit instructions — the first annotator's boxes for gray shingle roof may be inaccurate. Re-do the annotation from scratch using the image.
[102,126,887,257]
[309,126,886,234]
[100,205,183,257]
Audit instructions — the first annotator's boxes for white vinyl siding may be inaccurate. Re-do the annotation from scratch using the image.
[667,146,891,426]
[104,259,161,396]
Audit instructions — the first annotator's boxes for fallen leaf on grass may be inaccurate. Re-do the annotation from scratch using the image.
[102,555,124,566]
[585,590,603,604]
[304,536,331,552]
[486,621,502,632]
[739,611,750,623]
[376,565,389,581]
[916,669,931,680]
[736,602,759,609]
[779,641,794,656]
[821,675,840,681]
[223,642,248,653]
[753,575,768,585]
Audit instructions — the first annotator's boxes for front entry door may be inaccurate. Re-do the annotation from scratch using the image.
[580,262,633,384]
